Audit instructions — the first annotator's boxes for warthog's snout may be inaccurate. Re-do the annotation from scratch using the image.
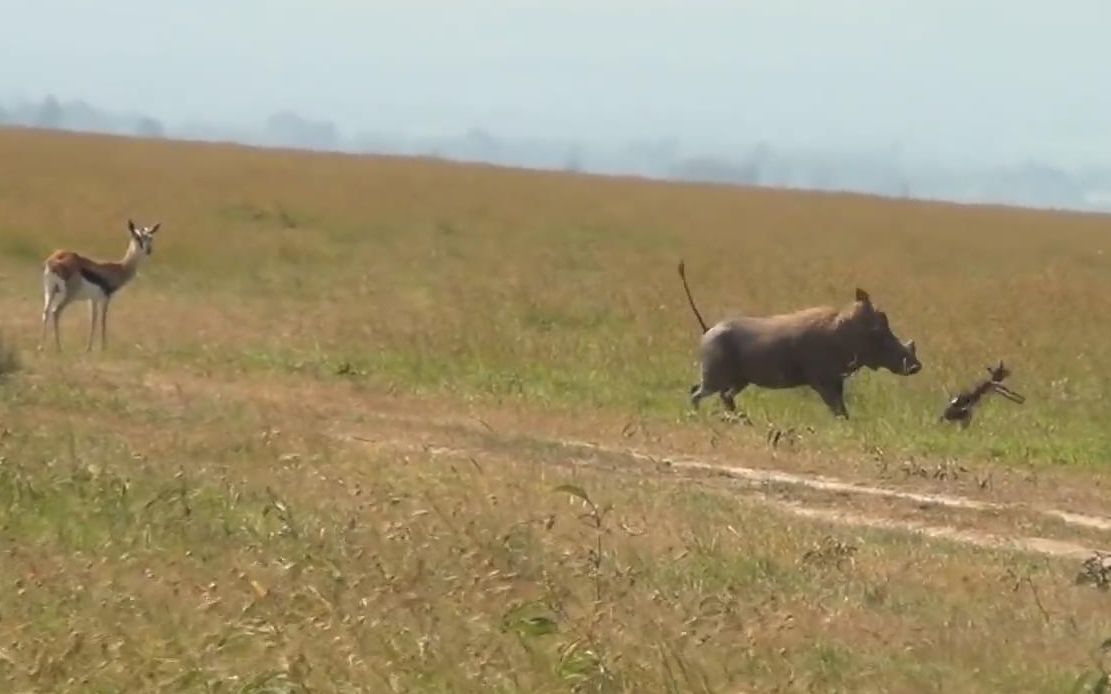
[901,339,922,376]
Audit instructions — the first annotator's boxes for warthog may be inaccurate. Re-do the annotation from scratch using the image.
[679,260,921,418]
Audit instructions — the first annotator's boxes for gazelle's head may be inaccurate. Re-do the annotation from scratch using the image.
[127,219,161,256]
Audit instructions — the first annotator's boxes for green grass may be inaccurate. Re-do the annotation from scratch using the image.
[0,331,18,378]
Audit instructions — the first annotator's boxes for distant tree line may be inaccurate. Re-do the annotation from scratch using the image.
[0,94,164,139]
[0,94,1108,213]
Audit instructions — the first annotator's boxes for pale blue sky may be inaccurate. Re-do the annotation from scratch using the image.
[3,1,1109,167]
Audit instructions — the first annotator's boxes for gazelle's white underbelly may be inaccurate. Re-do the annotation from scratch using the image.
[45,270,108,303]
[70,278,108,302]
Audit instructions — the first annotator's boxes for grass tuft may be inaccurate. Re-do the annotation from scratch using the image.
[0,331,18,378]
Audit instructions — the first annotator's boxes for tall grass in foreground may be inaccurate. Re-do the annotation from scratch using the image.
[0,385,1107,693]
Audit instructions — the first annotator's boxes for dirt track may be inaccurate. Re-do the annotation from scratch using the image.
[122,365,1111,564]
[333,411,1111,562]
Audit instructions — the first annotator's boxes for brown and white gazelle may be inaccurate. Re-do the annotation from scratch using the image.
[39,219,162,352]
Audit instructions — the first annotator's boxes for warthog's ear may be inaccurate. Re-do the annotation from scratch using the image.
[906,339,916,353]
[855,288,872,305]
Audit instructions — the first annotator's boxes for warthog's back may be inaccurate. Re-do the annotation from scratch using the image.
[701,306,847,389]
[708,305,840,343]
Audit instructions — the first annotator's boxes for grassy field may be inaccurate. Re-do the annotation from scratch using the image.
[4,129,1111,465]
[0,127,1110,692]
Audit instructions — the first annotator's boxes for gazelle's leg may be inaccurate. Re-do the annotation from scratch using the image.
[39,297,50,353]
[87,302,98,352]
[52,305,63,352]
[100,302,109,350]
[39,273,56,352]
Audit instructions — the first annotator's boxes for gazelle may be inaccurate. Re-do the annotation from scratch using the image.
[39,219,162,352]
[940,360,1025,428]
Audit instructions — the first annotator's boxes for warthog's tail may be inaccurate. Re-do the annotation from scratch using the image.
[677,259,709,334]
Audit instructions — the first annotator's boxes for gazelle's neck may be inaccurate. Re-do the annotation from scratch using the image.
[118,241,146,282]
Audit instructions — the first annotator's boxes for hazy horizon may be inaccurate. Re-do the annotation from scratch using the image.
[4,1,1109,172]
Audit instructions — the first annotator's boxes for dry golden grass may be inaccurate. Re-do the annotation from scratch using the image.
[0,331,17,378]
[4,127,1111,464]
[0,360,1108,692]
[0,126,1110,691]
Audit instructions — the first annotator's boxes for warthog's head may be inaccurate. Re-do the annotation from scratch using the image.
[845,289,921,376]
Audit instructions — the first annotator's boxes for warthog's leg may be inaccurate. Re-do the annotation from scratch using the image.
[812,379,849,419]
[691,340,742,412]
[720,383,747,412]
[689,383,712,409]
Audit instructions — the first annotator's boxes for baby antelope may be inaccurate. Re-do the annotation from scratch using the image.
[941,360,1025,428]
[39,219,162,352]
